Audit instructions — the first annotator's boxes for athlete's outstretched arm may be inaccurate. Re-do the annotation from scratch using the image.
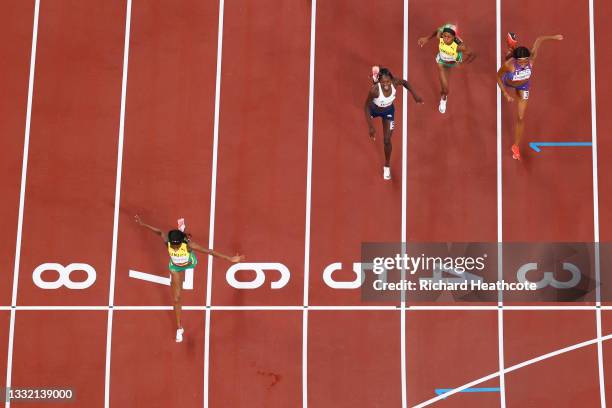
[458,43,476,63]
[188,241,244,263]
[395,79,424,103]
[496,62,514,103]
[364,87,377,140]
[531,34,563,61]
[417,29,439,47]
[134,215,166,241]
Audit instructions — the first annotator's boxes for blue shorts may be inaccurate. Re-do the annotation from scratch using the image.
[370,104,395,129]
[503,74,530,92]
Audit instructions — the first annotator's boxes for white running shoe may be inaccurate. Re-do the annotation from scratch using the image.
[383,166,391,180]
[438,97,447,114]
[176,327,184,343]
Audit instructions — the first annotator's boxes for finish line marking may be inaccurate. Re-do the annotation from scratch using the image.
[435,387,500,396]
[529,142,592,152]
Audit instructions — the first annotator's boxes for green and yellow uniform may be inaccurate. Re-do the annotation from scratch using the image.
[436,24,463,66]
[167,242,198,272]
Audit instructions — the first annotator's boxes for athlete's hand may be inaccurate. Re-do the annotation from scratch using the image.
[230,254,244,263]
[368,126,376,140]
[134,214,143,226]
[417,37,428,47]
[504,93,514,103]
[414,95,424,104]
[553,34,563,41]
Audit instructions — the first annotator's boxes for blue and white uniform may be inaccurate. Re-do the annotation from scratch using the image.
[370,83,396,129]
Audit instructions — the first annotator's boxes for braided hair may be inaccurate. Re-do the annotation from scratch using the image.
[512,46,531,59]
[378,67,394,80]
[442,26,456,37]
[168,229,187,245]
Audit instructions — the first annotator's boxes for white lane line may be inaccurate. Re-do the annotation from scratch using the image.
[401,0,408,407]
[104,1,132,406]
[495,0,506,405]
[413,333,612,407]
[588,0,606,405]
[6,1,40,407]
[204,0,225,407]
[302,0,317,406]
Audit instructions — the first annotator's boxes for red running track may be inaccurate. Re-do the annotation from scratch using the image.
[1,0,611,407]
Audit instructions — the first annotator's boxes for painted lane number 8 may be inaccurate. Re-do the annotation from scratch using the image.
[32,263,97,290]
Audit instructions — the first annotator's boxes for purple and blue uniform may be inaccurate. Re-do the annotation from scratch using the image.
[503,60,532,92]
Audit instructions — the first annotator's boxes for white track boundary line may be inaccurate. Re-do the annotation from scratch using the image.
[17,306,110,311]
[104,1,132,407]
[502,305,601,310]
[5,2,40,407]
[495,0,506,406]
[401,0,408,407]
[302,0,317,407]
[204,0,225,407]
[414,332,612,407]
[0,305,607,311]
[588,0,606,405]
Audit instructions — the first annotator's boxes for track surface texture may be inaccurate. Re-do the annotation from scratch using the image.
[2,0,610,407]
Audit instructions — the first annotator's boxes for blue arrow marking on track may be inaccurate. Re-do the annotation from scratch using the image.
[435,387,500,396]
[529,142,592,152]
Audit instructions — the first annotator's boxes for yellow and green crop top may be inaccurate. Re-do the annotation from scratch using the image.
[437,24,462,63]
[168,242,191,266]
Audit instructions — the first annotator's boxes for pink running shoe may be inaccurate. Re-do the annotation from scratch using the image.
[511,144,521,160]
[371,65,380,83]
[506,32,518,49]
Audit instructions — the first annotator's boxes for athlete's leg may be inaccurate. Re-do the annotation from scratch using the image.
[437,64,450,113]
[515,90,528,145]
[382,118,393,167]
[170,271,184,330]
[510,89,528,159]
[437,64,450,98]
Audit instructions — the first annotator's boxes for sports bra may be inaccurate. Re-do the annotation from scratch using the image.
[168,242,191,266]
[372,83,396,108]
[509,60,532,81]
[438,38,460,62]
